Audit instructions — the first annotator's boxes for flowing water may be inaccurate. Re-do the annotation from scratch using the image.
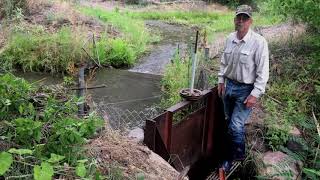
[16,21,194,128]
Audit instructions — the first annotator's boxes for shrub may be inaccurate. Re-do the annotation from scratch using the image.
[0,73,104,178]
[265,0,320,30]
[105,38,135,68]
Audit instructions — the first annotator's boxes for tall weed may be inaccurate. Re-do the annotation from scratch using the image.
[0,26,87,74]
[160,51,189,108]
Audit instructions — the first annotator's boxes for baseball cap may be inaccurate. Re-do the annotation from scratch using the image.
[235,5,252,17]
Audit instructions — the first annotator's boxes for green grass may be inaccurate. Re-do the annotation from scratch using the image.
[78,7,157,65]
[0,25,87,73]
[127,10,281,41]
[80,6,281,50]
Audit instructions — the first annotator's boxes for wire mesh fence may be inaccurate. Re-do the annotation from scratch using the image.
[92,98,162,130]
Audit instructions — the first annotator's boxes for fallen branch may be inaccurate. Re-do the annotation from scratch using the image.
[265,94,285,106]
[68,84,107,90]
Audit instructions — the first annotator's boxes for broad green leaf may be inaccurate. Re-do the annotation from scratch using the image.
[8,148,33,155]
[34,162,54,180]
[76,163,86,178]
[0,152,13,175]
[47,153,65,163]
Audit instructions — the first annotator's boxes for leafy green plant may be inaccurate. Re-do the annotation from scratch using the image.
[0,73,33,120]
[12,118,42,147]
[106,38,135,67]
[0,74,104,179]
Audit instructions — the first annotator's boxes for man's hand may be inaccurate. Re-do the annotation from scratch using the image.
[244,95,257,108]
[218,83,225,97]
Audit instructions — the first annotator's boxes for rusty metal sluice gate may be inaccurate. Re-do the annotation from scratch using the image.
[144,87,230,179]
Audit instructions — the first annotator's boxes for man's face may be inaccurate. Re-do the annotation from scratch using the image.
[234,14,252,32]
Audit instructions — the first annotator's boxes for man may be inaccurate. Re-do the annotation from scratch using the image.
[217,5,269,171]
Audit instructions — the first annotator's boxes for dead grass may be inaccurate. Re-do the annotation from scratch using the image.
[86,127,181,179]
[81,0,230,13]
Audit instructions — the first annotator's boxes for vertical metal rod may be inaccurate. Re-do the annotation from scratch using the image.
[190,31,199,93]
[78,66,85,117]
[205,47,209,62]
[190,53,197,93]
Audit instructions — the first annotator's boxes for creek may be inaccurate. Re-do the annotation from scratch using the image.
[16,20,193,128]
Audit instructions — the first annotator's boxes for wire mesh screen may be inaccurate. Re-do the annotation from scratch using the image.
[93,99,161,130]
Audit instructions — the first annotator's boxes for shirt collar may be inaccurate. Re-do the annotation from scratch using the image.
[232,29,252,44]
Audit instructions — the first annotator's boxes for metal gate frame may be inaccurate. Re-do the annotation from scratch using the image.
[144,87,227,172]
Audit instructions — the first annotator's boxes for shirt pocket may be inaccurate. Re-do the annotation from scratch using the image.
[239,50,253,67]
[223,48,232,64]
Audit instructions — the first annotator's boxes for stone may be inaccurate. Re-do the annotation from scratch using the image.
[287,126,304,153]
[289,126,301,136]
[256,151,302,180]
[128,127,144,143]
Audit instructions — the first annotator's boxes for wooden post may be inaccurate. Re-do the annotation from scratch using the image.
[78,66,85,117]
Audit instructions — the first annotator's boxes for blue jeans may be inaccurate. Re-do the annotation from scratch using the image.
[223,79,253,160]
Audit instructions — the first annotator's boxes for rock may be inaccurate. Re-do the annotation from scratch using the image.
[256,151,302,180]
[289,126,301,136]
[287,126,305,153]
[128,127,144,142]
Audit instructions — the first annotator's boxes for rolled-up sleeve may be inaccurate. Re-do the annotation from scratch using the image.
[251,39,269,98]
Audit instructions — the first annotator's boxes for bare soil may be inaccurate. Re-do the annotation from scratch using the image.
[87,128,181,179]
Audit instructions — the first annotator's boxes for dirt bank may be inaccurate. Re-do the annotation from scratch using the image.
[87,128,183,179]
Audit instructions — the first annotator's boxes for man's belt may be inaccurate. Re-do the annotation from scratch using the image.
[227,78,253,86]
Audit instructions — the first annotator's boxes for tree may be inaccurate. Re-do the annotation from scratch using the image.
[267,0,320,30]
